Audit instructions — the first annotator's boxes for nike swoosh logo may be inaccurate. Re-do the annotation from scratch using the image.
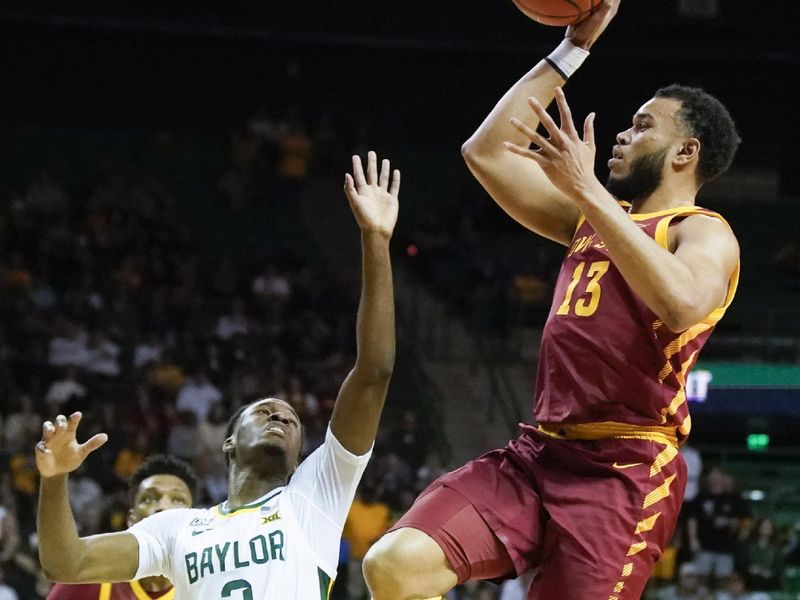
[612,462,644,470]
[191,529,213,536]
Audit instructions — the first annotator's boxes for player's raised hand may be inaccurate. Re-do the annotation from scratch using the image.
[566,0,621,50]
[504,87,600,202]
[344,151,400,239]
[35,412,108,478]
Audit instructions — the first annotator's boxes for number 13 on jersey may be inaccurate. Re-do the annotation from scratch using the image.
[556,261,610,317]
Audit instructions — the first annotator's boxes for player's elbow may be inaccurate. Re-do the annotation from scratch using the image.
[40,547,86,583]
[660,300,705,333]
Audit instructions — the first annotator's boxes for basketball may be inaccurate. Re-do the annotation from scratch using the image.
[511,0,601,26]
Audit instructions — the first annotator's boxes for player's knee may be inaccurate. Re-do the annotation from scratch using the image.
[363,528,424,595]
[364,528,453,599]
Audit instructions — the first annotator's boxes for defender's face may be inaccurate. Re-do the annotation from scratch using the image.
[607,96,684,179]
[128,474,193,526]
[231,398,303,470]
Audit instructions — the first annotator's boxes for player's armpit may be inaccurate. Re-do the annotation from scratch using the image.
[461,148,580,246]
[669,214,739,329]
[54,532,139,584]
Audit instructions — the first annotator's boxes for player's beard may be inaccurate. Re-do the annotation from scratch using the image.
[605,146,670,203]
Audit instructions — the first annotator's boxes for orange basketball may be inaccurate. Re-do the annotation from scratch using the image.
[511,0,601,26]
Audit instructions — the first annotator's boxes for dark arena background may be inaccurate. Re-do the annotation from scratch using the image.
[1,1,799,598]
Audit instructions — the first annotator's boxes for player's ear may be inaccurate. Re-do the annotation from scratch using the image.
[223,436,235,459]
[674,137,700,167]
[127,508,137,528]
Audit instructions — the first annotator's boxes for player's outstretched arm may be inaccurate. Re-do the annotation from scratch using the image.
[36,413,140,583]
[330,152,398,456]
[461,0,620,246]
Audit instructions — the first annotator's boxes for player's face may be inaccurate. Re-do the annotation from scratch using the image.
[606,97,685,201]
[230,398,303,473]
[128,474,193,526]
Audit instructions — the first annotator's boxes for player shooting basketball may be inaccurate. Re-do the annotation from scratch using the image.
[364,1,741,598]
[36,151,400,599]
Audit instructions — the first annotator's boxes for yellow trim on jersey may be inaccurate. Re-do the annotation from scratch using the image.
[213,489,282,519]
[99,583,112,600]
[538,421,678,447]
[130,580,175,600]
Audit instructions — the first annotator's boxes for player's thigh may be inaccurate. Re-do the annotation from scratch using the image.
[530,442,686,599]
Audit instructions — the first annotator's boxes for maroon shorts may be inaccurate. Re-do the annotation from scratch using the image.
[391,425,686,600]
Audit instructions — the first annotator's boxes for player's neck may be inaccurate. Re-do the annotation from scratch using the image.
[139,575,172,593]
[226,464,288,508]
[628,182,698,215]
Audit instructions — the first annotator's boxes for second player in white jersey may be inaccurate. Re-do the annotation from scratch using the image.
[35,152,401,600]
[129,427,369,599]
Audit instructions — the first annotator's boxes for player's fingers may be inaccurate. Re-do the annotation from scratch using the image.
[80,433,109,457]
[379,158,390,190]
[344,172,356,195]
[55,414,68,431]
[554,87,579,138]
[510,118,558,156]
[67,412,82,433]
[509,117,539,142]
[35,441,51,455]
[527,97,564,147]
[42,420,55,441]
[389,169,401,198]
[351,155,367,189]
[366,151,378,186]
[503,141,551,166]
[584,112,597,148]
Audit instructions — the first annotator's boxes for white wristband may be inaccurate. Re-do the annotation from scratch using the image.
[545,39,590,80]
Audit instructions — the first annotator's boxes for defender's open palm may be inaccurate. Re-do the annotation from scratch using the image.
[35,412,108,478]
[344,151,400,239]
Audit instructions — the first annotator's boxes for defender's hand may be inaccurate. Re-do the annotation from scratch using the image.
[566,0,621,50]
[35,412,108,479]
[504,87,601,202]
[344,151,400,239]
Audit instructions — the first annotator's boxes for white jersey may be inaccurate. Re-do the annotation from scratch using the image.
[129,427,370,599]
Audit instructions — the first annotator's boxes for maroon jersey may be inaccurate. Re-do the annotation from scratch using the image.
[534,205,739,442]
[48,581,173,600]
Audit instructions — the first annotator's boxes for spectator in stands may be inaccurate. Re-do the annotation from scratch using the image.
[0,567,19,600]
[194,401,229,503]
[132,332,163,371]
[656,562,713,600]
[47,319,89,369]
[44,367,87,415]
[386,410,428,471]
[215,297,250,341]
[686,467,749,583]
[84,329,121,379]
[67,465,103,535]
[175,367,222,423]
[2,395,41,453]
[112,432,150,484]
[252,264,292,305]
[715,571,770,600]
[740,518,783,591]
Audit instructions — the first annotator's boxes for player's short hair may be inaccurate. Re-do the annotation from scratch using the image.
[655,84,741,185]
[128,454,198,504]
[224,399,305,467]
